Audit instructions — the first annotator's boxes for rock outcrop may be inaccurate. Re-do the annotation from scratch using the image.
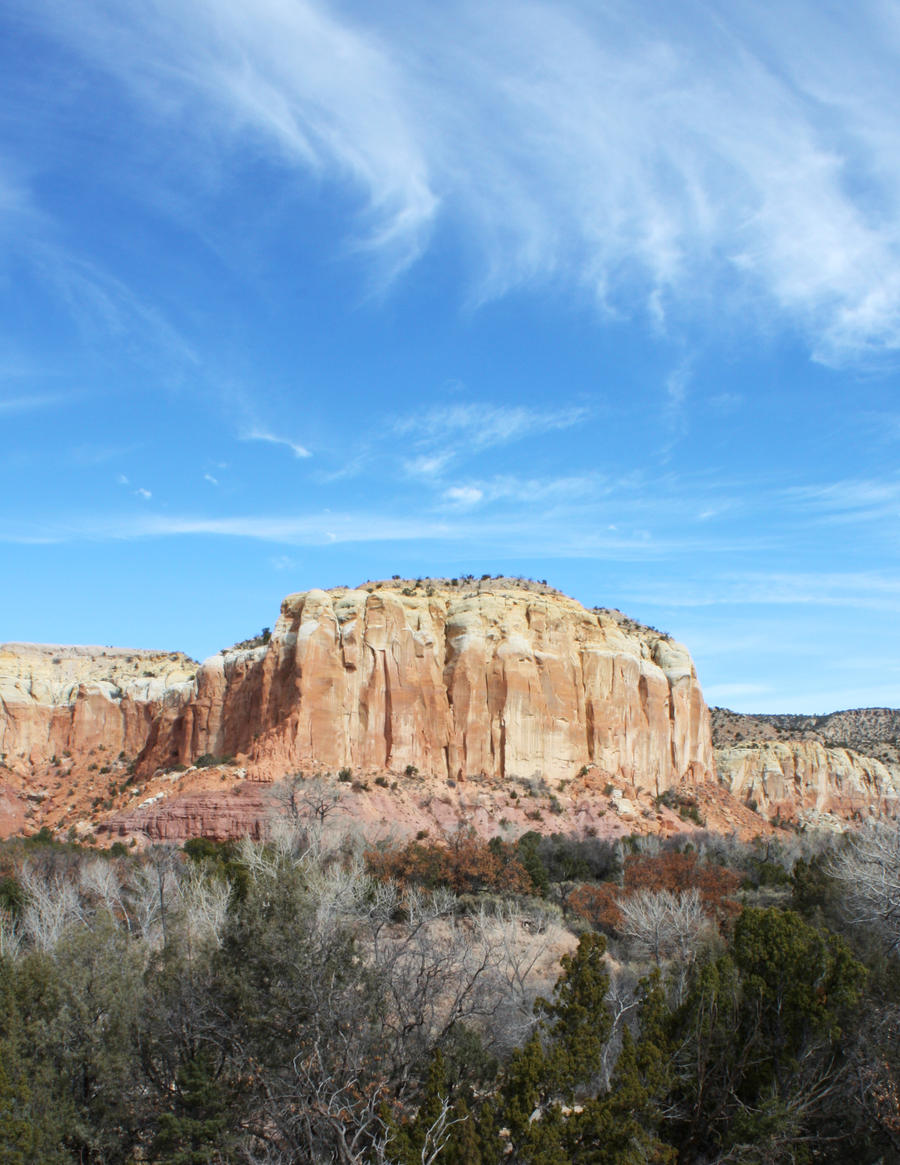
[716,740,900,822]
[711,706,900,769]
[0,784,26,839]
[143,580,714,792]
[101,782,273,843]
[0,643,197,772]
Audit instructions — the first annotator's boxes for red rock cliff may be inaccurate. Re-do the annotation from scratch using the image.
[0,643,196,773]
[145,579,714,792]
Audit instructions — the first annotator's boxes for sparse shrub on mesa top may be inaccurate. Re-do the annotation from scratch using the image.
[231,627,272,650]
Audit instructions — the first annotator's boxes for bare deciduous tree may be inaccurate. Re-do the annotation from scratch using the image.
[618,886,710,999]
[19,865,84,951]
[830,822,900,950]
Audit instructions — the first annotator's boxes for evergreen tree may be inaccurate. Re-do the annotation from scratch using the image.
[668,907,867,1162]
[0,955,67,1164]
[498,932,613,1164]
[151,1051,232,1165]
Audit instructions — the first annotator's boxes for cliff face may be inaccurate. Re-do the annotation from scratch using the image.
[0,643,197,773]
[145,581,714,791]
[5,580,898,844]
[716,740,900,822]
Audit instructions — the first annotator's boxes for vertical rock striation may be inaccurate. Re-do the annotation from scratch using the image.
[716,741,900,821]
[0,643,197,772]
[144,580,714,791]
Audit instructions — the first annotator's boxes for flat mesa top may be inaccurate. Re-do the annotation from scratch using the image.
[356,575,565,597]
[1,643,178,657]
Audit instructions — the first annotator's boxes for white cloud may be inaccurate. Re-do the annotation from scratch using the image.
[443,485,483,508]
[785,476,900,523]
[204,473,219,485]
[708,392,743,413]
[134,487,152,499]
[242,428,311,459]
[454,473,601,505]
[629,571,900,613]
[404,453,452,479]
[397,402,588,455]
[25,0,900,359]
[0,498,648,552]
[665,364,691,410]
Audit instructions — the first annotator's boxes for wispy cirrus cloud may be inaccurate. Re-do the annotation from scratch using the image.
[241,428,311,459]
[629,571,900,613]
[0,150,198,364]
[785,476,900,523]
[397,402,589,462]
[442,485,484,508]
[17,0,900,360]
[0,392,63,414]
[0,502,729,558]
[441,473,600,509]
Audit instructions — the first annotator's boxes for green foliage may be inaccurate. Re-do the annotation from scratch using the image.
[0,958,52,1164]
[26,826,55,846]
[0,830,894,1164]
[388,1049,453,1164]
[497,933,613,1160]
[231,627,271,650]
[747,857,793,888]
[731,907,866,1067]
[655,788,705,826]
[193,753,236,768]
[0,874,24,918]
[667,907,867,1161]
[515,831,550,896]
[151,1051,232,1165]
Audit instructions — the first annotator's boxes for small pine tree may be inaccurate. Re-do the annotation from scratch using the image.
[151,1051,231,1165]
[389,1049,451,1164]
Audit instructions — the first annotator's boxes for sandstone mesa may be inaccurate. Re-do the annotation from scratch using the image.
[1,577,897,843]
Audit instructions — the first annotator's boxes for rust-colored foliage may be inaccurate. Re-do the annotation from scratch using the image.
[364,830,534,896]
[624,852,741,924]
[567,851,741,936]
[566,882,623,932]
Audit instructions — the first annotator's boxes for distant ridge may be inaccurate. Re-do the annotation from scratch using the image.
[711,706,900,769]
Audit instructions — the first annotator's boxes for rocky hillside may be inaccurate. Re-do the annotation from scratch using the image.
[0,642,197,781]
[143,578,713,788]
[711,706,900,766]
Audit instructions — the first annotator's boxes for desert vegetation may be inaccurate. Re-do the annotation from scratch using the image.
[3,797,900,1163]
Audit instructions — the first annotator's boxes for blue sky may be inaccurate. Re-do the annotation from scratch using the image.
[2,0,900,714]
